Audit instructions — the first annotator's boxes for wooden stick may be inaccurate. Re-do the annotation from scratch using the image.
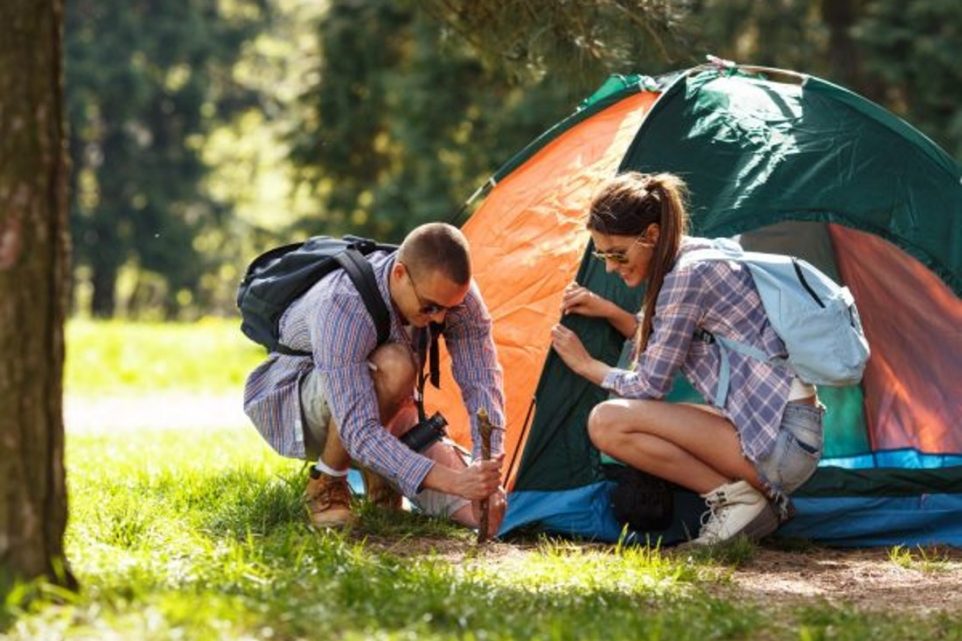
[477,408,493,544]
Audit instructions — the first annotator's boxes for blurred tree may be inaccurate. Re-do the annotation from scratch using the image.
[66,0,269,317]
[0,0,76,592]
[854,0,962,158]
[290,0,687,242]
[690,0,826,74]
[422,0,694,83]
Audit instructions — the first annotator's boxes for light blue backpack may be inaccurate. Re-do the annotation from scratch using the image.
[678,238,871,407]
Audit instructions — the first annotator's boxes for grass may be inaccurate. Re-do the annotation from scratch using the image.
[887,544,952,573]
[65,318,265,395]
[11,320,957,639]
[3,426,961,640]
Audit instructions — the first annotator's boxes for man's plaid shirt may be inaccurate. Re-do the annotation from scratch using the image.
[243,250,505,497]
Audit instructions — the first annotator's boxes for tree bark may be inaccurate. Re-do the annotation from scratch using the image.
[820,0,884,103]
[90,258,118,318]
[0,0,75,591]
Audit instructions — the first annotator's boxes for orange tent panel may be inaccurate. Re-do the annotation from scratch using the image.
[425,91,659,486]
[829,224,962,454]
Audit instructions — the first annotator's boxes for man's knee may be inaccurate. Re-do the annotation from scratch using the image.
[369,343,417,420]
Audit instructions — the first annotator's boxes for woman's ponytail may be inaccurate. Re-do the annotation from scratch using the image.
[635,173,688,357]
[587,171,689,362]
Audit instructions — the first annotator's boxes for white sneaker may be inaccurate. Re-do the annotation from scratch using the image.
[689,480,778,546]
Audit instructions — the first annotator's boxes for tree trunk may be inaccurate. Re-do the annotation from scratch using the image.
[0,0,75,591]
[821,0,884,103]
[90,259,118,318]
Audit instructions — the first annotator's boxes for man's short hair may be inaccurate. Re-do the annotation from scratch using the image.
[397,223,471,285]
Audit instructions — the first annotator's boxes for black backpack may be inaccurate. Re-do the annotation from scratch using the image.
[236,235,397,356]
[604,464,676,532]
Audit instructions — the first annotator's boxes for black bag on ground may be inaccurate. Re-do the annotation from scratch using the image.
[236,235,396,356]
[605,465,676,532]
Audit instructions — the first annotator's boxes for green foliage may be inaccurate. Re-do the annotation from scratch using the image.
[854,0,962,158]
[66,0,271,317]
[690,0,827,74]
[421,0,696,83]
[64,318,264,395]
[289,0,600,242]
[5,428,962,639]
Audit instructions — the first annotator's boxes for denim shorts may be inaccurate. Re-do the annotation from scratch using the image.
[753,401,826,496]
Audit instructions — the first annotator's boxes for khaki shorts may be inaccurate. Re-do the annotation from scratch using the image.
[299,369,333,461]
[299,369,469,518]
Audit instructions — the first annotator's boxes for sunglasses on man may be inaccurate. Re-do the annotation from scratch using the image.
[402,263,453,315]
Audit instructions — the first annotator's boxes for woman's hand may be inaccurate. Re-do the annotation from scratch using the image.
[551,324,610,385]
[560,282,639,339]
[561,283,612,319]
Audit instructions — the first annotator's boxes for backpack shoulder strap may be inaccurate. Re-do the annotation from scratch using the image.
[676,238,745,269]
[333,248,391,346]
[679,239,796,407]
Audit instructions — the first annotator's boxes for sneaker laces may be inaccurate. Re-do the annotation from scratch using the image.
[698,492,728,539]
[771,491,792,522]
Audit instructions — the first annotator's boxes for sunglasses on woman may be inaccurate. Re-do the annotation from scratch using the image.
[591,235,648,265]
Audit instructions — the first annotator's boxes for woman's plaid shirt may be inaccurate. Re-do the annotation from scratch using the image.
[602,237,795,462]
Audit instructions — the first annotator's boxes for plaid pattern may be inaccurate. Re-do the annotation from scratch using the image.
[602,237,794,462]
[243,251,505,497]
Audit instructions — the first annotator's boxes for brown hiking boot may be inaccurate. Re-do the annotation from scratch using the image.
[361,467,403,511]
[304,471,355,528]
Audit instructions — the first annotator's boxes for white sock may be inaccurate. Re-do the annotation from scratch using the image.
[313,458,348,477]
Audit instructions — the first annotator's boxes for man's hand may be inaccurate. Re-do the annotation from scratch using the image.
[473,486,506,538]
[453,454,504,500]
[561,283,612,318]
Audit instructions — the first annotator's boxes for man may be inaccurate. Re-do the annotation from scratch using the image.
[244,223,506,535]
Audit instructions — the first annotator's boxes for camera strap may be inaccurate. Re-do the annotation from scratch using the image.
[415,323,444,421]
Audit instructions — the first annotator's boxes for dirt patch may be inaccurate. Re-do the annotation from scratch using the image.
[357,537,962,613]
[723,546,962,613]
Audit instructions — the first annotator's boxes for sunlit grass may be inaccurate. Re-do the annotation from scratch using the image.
[887,544,952,573]
[65,318,265,395]
[4,426,961,640]
[14,320,957,639]
[5,428,757,640]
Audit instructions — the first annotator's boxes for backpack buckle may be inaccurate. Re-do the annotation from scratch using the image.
[694,328,715,344]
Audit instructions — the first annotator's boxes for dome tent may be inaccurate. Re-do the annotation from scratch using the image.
[427,61,962,546]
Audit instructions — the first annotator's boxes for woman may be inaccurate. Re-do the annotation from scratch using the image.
[551,171,824,545]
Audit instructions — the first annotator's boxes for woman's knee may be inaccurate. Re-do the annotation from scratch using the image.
[587,399,661,451]
[587,402,623,451]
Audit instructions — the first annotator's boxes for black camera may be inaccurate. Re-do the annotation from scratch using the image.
[400,412,448,453]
